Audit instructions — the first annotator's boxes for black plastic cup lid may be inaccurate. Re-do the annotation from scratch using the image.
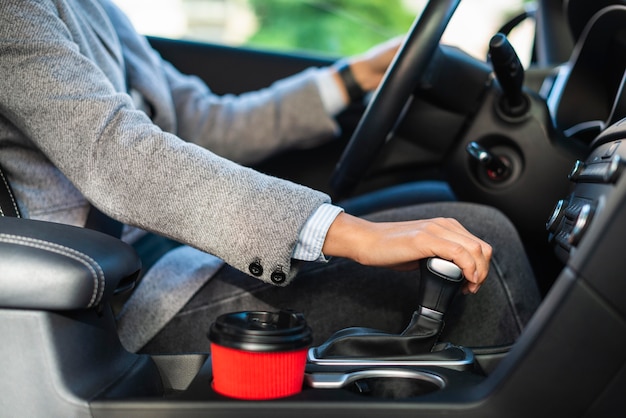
[208,310,313,352]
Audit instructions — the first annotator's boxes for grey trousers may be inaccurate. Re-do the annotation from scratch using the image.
[140,202,541,354]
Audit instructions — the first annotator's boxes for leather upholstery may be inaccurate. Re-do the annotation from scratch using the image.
[0,216,141,310]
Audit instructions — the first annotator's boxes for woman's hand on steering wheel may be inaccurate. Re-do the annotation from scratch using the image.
[331,0,461,198]
[331,37,404,102]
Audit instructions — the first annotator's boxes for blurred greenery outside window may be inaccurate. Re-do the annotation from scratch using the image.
[113,0,535,64]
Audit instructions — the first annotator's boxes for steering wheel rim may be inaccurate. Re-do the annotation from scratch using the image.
[330,0,461,199]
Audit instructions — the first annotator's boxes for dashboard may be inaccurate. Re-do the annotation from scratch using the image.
[547,135,625,262]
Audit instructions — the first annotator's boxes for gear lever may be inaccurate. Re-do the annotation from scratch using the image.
[415,258,463,323]
[313,258,464,358]
[400,257,463,339]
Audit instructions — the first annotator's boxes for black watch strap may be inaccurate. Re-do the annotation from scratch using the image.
[336,61,366,103]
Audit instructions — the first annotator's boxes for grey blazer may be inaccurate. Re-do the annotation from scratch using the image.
[0,0,340,286]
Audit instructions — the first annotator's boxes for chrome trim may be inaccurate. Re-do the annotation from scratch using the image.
[306,346,474,371]
[418,305,444,321]
[546,199,565,232]
[569,203,592,245]
[605,154,623,183]
[304,368,446,390]
[568,160,585,181]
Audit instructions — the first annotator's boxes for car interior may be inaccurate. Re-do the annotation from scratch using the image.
[2,0,626,416]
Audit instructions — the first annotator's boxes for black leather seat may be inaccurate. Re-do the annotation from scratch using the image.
[0,215,167,417]
[0,216,141,310]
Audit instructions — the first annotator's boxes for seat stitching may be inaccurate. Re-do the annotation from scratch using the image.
[0,234,104,306]
[491,254,525,333]
[0,233,105,307]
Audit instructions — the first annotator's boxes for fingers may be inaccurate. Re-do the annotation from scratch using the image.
[346,37,404,92]
[361,36,404,64]
[366,217,492,294]
[323,213,493,295]
[419,217,492,293]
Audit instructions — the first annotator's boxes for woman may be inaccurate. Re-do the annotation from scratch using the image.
[0,0,540,353]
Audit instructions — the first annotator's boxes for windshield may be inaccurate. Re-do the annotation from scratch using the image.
[113,0,534,64]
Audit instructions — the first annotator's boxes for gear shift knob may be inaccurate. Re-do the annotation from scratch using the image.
[417,257,464,322]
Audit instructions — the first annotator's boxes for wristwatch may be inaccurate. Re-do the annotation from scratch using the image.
[336,60,366,103]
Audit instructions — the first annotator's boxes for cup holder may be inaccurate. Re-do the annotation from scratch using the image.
[305,368,445,399]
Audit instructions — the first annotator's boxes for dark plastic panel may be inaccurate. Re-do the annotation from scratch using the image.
[0,308,162,417]
[554,6,626,132]
[148,37,334,95]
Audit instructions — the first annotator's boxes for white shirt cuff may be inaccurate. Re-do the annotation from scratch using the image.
[292,203,344,262]
[313,67,349,116]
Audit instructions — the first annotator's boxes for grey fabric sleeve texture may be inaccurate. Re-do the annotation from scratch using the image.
[0,0,339,285]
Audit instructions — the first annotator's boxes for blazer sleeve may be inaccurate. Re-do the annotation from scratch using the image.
[164,63,340,165]
[0,0,330,285]
[104,0,340,165]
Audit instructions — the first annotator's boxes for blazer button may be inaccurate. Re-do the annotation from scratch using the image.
[249,260,263,277]
[270,269,286,284]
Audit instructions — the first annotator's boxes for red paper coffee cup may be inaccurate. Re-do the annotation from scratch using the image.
[208,310,312,400]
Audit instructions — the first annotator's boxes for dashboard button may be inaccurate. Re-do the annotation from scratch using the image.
[546,199,566,233]
[568,204,594,246]
[601,140,621,159]
[603,155,624,183]
[568,160,585,181]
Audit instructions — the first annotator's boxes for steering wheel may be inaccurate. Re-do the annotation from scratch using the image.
[330,0,461,198]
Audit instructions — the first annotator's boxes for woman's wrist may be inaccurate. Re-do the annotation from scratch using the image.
[322,212,372,263]
[334,60,366,103]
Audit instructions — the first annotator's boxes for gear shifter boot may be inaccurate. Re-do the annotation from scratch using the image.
[313,314,442,359]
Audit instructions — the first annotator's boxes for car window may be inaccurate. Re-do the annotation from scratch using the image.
[113,0,534,65]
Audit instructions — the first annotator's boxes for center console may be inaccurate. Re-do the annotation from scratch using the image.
[4,121,626,417]
[95,119,626,416]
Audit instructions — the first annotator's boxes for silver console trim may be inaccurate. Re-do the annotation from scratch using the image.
[418,305,444,321]
[306,346,474,371]
[304,368,446,390]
